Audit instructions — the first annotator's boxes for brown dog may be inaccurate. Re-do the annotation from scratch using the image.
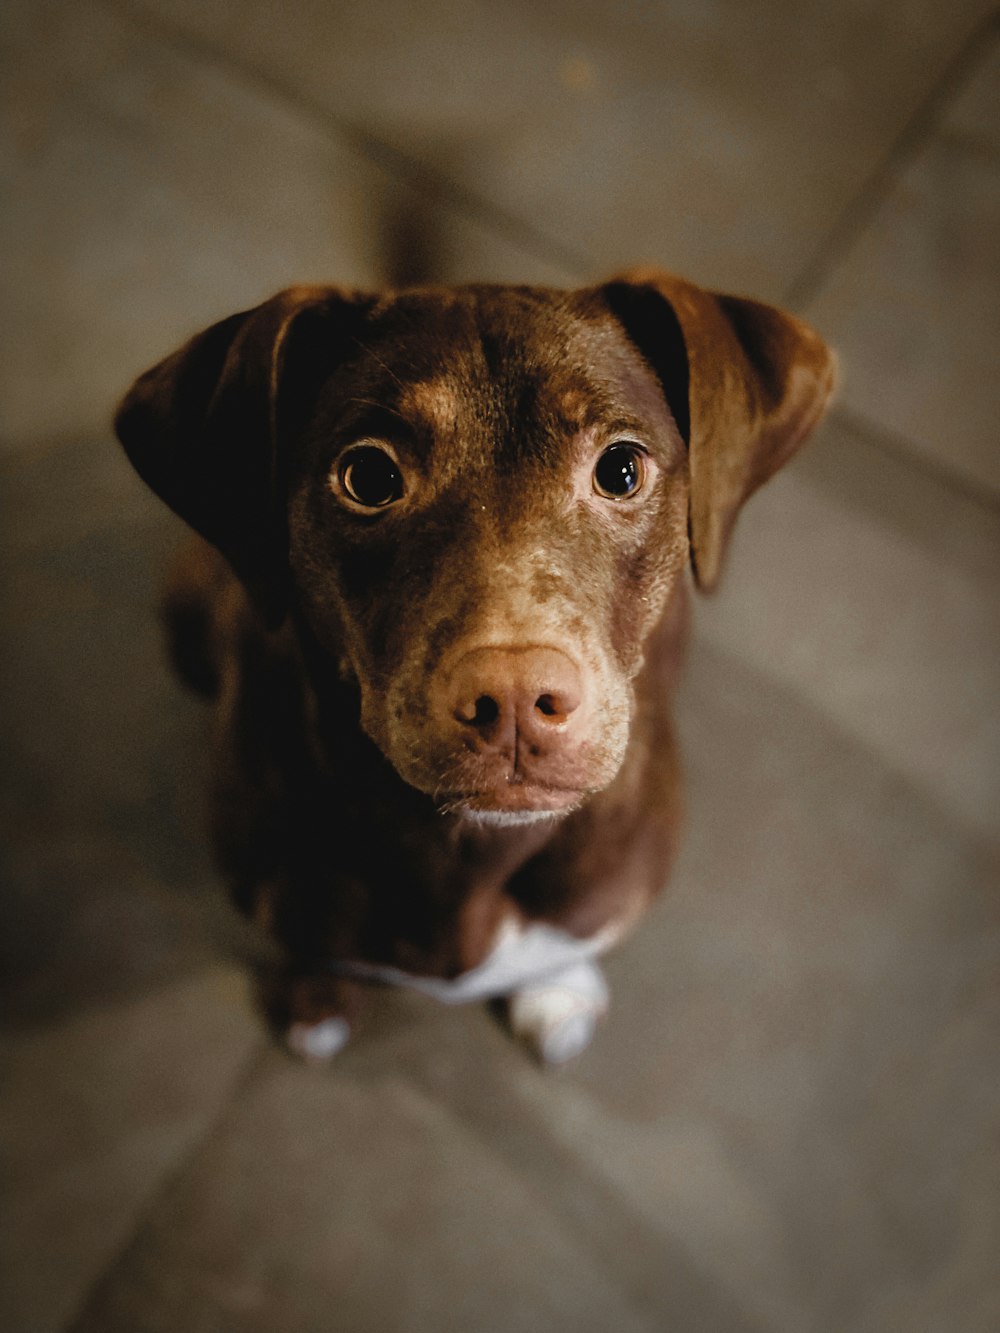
[116,271,835,1063]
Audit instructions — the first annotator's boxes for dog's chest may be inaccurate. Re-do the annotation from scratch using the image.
[330,916,619,1004]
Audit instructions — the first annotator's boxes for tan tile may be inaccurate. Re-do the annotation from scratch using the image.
[1,831,218,1021]
[806,37,1000,496]
[0,967,262,1333]
[945,35,1000,152]
[0,433,264,1022]
[693,413,1000,842]
[139,0,994,295]
[70,1049,676,1333]
[853,1131,1000,1332]
[0,436,198,846]
[352,998,766,1331]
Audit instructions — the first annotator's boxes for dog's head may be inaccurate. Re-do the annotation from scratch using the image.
[116,273,834,823]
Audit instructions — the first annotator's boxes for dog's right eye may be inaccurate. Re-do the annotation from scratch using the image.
[334,445,405,511]
[593,442,647,500]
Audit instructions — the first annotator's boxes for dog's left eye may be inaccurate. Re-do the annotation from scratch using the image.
[336,445,405,510]
[593,443,646,499]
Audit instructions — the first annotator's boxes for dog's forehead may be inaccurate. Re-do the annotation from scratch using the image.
[340,286,672,448]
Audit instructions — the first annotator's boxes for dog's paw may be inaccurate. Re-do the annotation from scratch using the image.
[506,960,609,1065]
[285,1015,351,1062]
[270,972,364,1061]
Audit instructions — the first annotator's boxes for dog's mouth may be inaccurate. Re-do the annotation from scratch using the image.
[441,783,585,825]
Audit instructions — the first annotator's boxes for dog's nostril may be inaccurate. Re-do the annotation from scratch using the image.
[534,692,575,723]
[474,695,500,726]
[455,694,501,727]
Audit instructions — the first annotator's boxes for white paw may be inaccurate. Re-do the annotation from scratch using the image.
[285,1016,351,1062]
[506,960,609,1065]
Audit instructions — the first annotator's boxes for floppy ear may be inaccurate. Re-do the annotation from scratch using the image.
[114,285,372,627]
[601,269,837,590]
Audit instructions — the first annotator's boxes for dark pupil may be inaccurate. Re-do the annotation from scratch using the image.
[343,448,402,507]
[595,444,640,497]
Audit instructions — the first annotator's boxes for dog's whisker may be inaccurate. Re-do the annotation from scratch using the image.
[343,397,412,429]
[348,336,409,394]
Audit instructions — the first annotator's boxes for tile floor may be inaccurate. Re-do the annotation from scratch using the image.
[2,2,998,1330]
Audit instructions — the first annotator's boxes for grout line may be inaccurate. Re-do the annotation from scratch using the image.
[785,7,1000,310]
[829,404,1000,516]
[98,0,590,282]
[62,1039,271,1332]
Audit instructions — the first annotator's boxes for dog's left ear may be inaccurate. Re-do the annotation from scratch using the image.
[601,269,837,590]
[115,285,372,627]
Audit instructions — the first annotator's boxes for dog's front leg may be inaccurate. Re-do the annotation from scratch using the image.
[505,958,610,1065]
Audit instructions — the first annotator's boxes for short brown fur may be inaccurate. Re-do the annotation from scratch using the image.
[116,272,835,1051]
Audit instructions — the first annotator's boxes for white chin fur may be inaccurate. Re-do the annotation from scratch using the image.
[456,808,570,828]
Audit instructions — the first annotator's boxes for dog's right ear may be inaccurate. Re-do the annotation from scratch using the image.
[115,286,373,628]
[600,270,836,591]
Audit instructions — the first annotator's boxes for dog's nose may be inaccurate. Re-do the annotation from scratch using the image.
[447,646,584,752]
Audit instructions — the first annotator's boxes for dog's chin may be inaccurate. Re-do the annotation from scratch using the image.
[454,806,574,829]
[442,786,585,827]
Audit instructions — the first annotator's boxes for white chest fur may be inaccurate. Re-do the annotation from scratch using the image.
[330,916,620,1005]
